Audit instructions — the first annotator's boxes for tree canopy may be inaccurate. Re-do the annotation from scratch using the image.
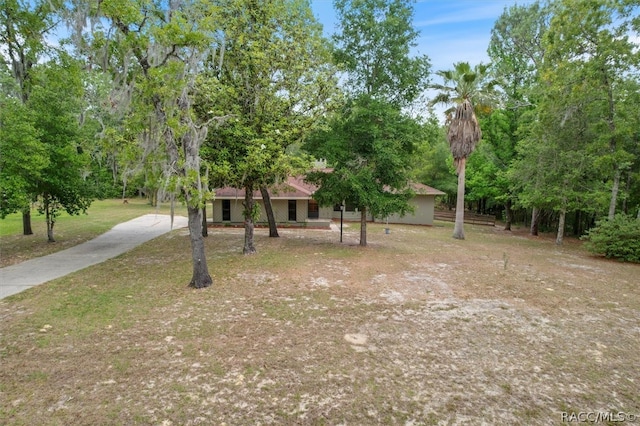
[200,0,336,254]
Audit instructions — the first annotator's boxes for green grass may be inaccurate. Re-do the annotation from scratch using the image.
[0,198,182,267]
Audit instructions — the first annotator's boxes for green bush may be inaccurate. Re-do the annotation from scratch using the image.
[582,215,640,263]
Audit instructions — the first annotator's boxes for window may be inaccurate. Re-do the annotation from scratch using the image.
[222,200,231,221]
[345,201,357,212]
[308,200,319,219]
[288,200,297,221]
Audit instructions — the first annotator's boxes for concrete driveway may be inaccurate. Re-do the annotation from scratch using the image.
[0,214,188,299]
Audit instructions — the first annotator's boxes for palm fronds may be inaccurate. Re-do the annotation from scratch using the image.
[447,99,481,173]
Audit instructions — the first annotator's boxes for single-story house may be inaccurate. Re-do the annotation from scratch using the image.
[210,178,445,228]
[211,176,334,229]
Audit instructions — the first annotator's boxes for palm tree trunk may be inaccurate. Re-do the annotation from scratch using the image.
[452,157,466,240]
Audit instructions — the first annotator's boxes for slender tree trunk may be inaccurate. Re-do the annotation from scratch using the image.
[22,208,33,235]
[530,207,539,236]
[201,204,208,237]
[122,181,127,202]
[504,199,513,231]
[44,195,55,243]
[187,204,212,288]
[452,157,466,240]
[360,206,367,246]
[556,209,566,245]
[260,186,279,238]
[243,187,257,254]
[604,72,619,220]
[608,167,621,220]
[622,171,631,214]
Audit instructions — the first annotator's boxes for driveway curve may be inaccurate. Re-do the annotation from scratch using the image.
[0,214,188,299]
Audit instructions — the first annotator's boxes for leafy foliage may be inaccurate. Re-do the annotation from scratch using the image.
[199,0,335,253]
[305,95,420,218]
[0,96,47,217]
[410,116,456,198]
[582,215,640,263]
[27,57,94,240]
[333,0,430,107]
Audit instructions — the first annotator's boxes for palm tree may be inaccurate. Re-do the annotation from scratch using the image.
[431,62,500,239]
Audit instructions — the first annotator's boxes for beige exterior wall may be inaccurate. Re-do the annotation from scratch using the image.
[211,198,245,223]
[211,198,331,225]
[332,209,372,222]
[319,205,333,220]
[211,196,437,226]
[384,195,435,225]
[329,195,436,225]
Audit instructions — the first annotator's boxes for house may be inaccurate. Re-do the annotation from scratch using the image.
[210,178,445,228]
[211,176,334,229]
[376,183,446,226]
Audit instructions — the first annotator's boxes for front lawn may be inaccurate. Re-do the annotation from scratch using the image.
[1,220,638,424]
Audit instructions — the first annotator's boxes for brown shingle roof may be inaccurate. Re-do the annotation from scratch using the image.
[214,176,445,199]
[214,176,315,200]
[409,182,446,196]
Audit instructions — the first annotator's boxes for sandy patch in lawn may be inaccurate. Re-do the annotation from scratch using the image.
[1,223,639,425]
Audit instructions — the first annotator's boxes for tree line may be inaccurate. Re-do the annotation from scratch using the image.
[1,0,639,288]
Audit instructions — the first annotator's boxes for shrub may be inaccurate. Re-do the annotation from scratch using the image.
[582,214,640,263]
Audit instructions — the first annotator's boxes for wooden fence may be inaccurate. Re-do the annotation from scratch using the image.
[434,209,496,226]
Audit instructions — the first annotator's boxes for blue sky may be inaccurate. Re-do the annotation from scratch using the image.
[310,0,534,73]
[310,0,534,118]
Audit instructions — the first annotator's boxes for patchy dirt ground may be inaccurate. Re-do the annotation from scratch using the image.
[1,221,639,425]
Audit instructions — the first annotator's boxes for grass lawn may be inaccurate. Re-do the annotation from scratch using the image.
[1,214,639,425]
[0,198,179,267]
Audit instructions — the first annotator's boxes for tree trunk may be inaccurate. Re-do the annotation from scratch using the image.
[452,157,466,240]
[530,207,539,236]
[622,171,631,214]
[22,208,33,235]
[243,187,257,255]
[608,167,621,220]
[260,186,279,238]
[201,204,208,237]
[187,204,212,288]
[504,199,513,231]
[359,206,367,246]
[156,97,212,289]
[44,195,55,243]
[555,209,566,245]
